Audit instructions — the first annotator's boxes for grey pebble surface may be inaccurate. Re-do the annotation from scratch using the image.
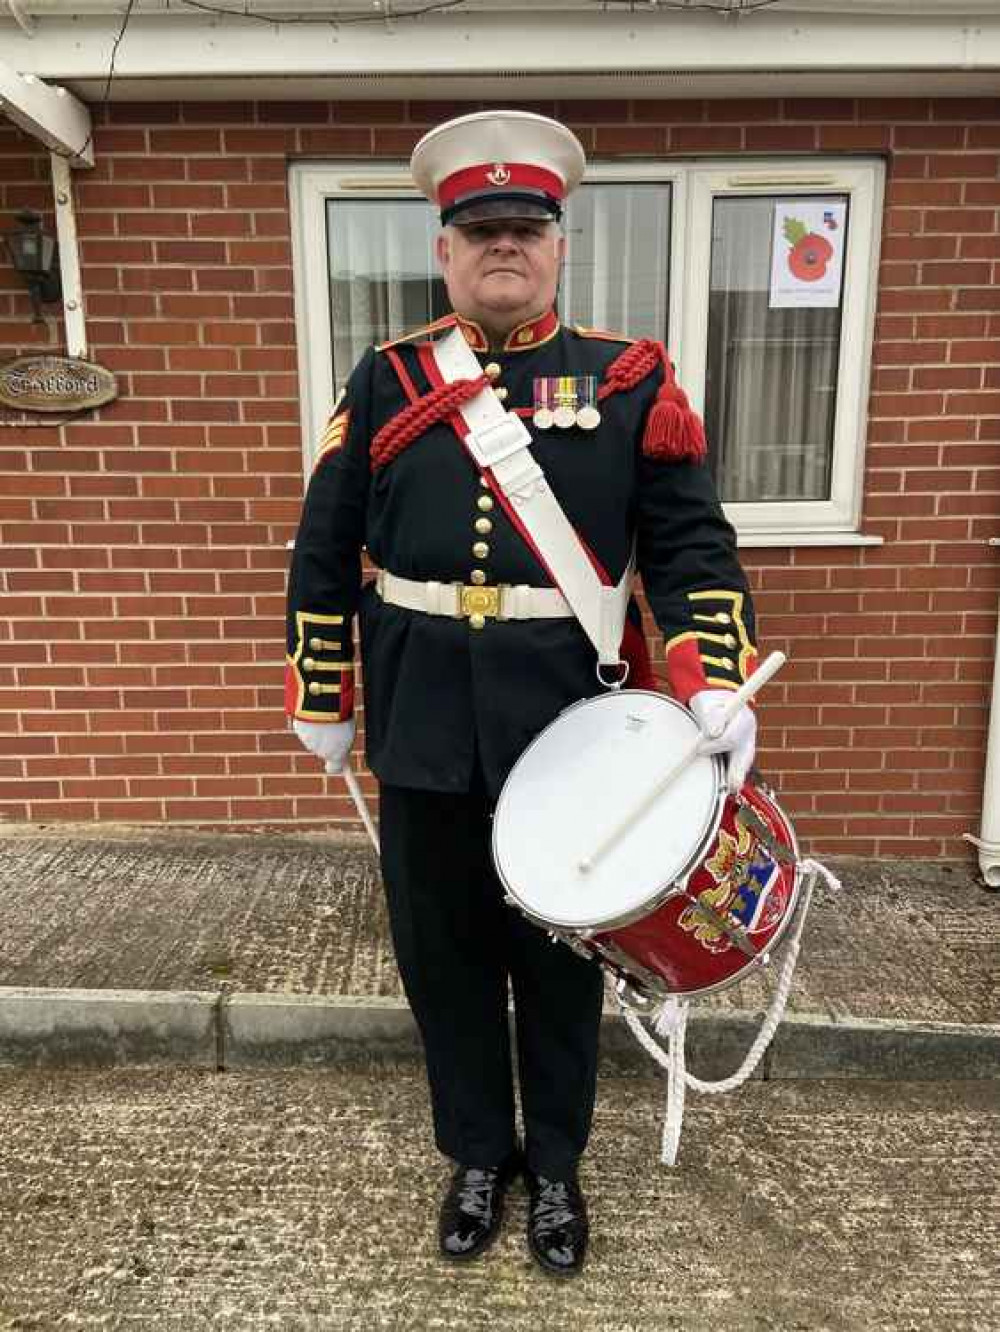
[0,828,997,1026]
[0,1065,997,1331]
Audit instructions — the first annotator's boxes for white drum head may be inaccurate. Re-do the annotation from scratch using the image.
[493,690,723,931]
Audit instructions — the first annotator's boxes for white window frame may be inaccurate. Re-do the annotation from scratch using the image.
[681,158,884,546]
[290,162,419,473]
[290,157,883,548]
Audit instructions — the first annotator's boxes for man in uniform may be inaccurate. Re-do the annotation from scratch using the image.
[286,110,758,1277]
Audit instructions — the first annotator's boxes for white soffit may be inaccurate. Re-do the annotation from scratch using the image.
[14,72,1000,104]
[0,7,999,101]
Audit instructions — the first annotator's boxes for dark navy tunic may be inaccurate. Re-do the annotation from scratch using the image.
[286,310,757,798]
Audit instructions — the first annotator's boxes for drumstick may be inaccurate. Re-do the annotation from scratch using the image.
[329,761,381,855]
[577,651,786,874]
[697,649,786,738]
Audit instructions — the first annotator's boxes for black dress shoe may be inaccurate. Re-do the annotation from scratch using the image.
[525,1169,589,1277]
[438,1154,521,1261]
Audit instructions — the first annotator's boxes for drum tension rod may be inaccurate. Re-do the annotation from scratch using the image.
[735,804,796,867]
[680,891,761,960]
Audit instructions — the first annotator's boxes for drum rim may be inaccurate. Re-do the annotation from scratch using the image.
[492,688,726,930]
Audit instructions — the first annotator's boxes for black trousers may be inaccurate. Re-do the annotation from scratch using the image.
[379,769,605,1180]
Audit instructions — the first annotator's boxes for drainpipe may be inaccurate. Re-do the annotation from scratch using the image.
[964,538,1000,887]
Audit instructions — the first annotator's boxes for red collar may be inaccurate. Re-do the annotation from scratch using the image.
[455,309,560,354]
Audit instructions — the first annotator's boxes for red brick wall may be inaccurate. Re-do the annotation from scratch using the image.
[1,96,998,857]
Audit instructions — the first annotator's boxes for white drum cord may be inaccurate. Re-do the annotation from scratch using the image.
[620,858,842,1166]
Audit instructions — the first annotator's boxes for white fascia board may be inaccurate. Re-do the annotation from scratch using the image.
[0,55,92,166]
[9,1,1000,14]
[2,12,1000,83]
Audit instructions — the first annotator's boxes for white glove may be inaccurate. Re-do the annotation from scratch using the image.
[293,717,356,774]
[689,689,756,795]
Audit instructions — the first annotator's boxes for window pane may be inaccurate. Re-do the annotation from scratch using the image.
[562,183,671,341]
[704,196,848,503]
[326,198,447,387]
[325,183,671,393]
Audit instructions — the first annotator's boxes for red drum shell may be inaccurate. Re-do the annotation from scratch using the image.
[593,782,801,999]
[492,688,803,1002]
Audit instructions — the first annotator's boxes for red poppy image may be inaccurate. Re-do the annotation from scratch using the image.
[783,217,834,283]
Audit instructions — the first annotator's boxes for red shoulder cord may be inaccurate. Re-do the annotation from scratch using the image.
[370,371,489,472]
[600,339,707,463]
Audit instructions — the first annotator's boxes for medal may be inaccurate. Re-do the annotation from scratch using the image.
[532,377,555,429]
[574,377,600,430]
[533,376,599,431]
[553,375,579,429]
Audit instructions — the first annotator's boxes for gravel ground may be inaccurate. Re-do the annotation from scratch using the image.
[0,1065,997,1331]
[0,828,996,1024]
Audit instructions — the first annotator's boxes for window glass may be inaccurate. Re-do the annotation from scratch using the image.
[704,195,848,503]
[561,182,671,340]
[325,182,672,386]
[326,197,446,386]
[313,169,878,533]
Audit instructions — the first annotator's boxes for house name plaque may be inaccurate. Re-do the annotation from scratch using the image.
[0,355,118,413]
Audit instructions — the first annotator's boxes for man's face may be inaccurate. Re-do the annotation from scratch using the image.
[436,219,565,330]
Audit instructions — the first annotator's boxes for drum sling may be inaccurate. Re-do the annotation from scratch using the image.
[428,325,633,674]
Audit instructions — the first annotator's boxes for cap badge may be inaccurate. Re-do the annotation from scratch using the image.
[486,163,511,186]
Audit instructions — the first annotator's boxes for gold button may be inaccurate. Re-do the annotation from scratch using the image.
[474,517,493,535]
[309,637,323,650]
[308,682,321,696]
[724,634,737,649]
[469,613,486,631]
[477,495,494,512]
[472,541,490,559]
[495,387,509,402]
[303,657,316,671]
[470,569,487,586]
[717,613,731,625]
[484,362,501,380]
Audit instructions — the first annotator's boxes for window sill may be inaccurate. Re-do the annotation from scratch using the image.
[736,532,884,549]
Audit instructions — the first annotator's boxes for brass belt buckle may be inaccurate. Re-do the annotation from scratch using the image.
[460,584,501,619]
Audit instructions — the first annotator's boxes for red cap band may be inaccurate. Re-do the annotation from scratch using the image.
[438,162,565,210]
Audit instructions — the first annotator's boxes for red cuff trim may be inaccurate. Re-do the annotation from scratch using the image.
[284,661,299,717]
[665,637,709,706]
[338,670,355,722]
[285,660,356,723]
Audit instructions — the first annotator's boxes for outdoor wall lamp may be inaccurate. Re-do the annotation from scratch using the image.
[4,209,62,321]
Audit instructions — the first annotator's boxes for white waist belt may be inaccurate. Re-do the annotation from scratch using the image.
[376,570,572,622]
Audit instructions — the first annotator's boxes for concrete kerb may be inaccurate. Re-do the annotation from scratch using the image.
[0,988,219,1068]
[0,986,998,1079]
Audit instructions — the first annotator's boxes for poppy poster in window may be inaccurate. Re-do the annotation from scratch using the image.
[768,199,847,309]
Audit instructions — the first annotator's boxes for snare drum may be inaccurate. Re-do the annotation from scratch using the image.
[492,690,802,1000]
